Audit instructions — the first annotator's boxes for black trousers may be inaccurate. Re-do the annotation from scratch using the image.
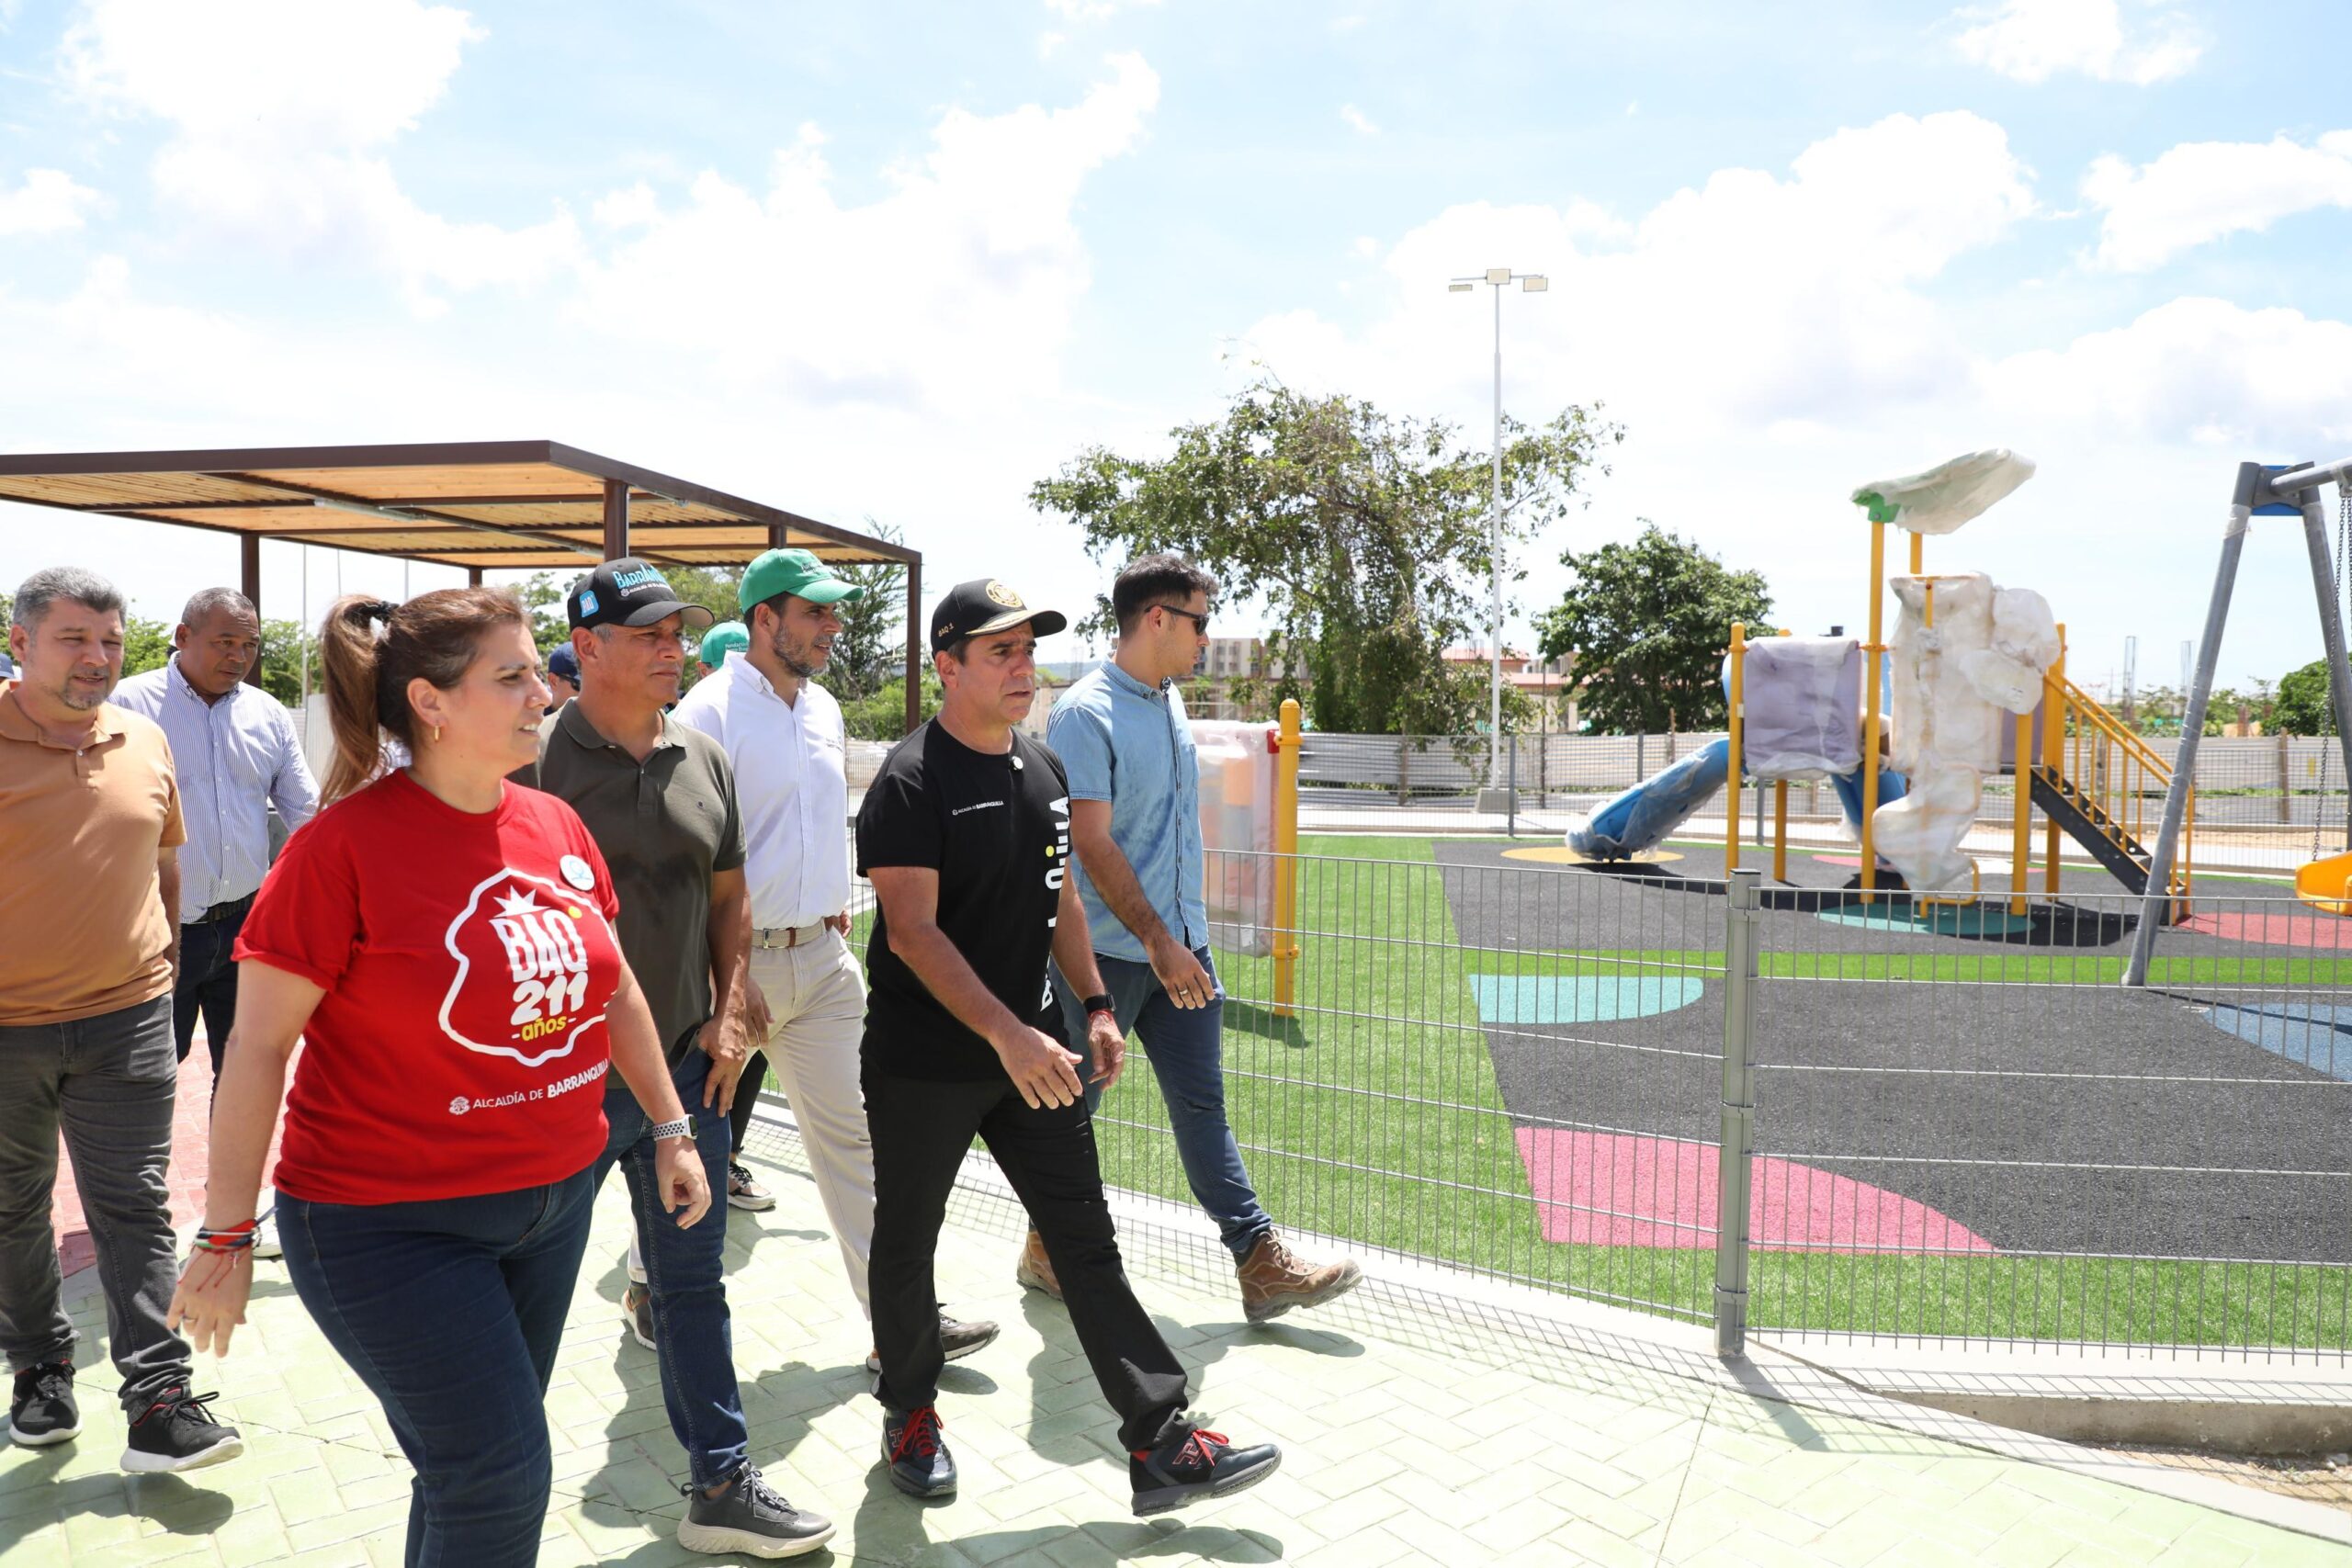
[864,1071,1190,1454]
[172,901,248,1075]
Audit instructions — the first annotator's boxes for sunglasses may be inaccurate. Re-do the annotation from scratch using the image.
[1158,604,1210,632]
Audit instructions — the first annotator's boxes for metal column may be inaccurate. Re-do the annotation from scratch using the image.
[1713,868,1759,1358]
[2123,465,2257,985]
[903,557,922,736]
[240,534,263,686]
[2298,487,2352,846]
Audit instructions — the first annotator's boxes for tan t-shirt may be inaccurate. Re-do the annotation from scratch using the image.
[0,690,186,1026]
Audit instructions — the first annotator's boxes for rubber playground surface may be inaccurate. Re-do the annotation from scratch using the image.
[1429,838,2352,1274]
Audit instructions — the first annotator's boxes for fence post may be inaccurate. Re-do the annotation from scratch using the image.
[2278,733,2292,824]
[1507,734,1518,838]
[1636,732,1647,782]
[1396,737,1410,806]
[1714,867,1760,1359]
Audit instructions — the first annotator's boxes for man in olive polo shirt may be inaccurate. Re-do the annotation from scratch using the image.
[515,558,833,1558]
[1,568,242,1473]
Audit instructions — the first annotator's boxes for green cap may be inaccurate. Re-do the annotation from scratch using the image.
[697,621,749,666]
[741,547,865,613]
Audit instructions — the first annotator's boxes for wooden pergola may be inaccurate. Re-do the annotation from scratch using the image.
[0,439,922,729]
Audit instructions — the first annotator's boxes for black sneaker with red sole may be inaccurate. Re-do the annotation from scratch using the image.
[1129,1424,1280,1516]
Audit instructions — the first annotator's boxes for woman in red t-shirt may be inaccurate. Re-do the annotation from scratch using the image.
[166,588,712,1568]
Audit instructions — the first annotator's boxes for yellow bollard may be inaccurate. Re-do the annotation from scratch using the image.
[1726,624,1746,873]
[1860,525,1886,904]
[1272,698,1303,1018]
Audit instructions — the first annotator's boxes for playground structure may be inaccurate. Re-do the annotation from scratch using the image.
[2125,455,2352,983]
[1569,450,2200,919]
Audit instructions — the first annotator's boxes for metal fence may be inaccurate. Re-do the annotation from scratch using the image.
[779,847,2349,1361]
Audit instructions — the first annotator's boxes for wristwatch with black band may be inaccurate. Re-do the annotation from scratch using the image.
[1081,993,1115,1019]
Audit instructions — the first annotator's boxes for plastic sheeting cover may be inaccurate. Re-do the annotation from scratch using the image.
[1193,720,1278,956]
[1850,448,2035,536]
[1566,738,1731,860]
[1735,637,1861,782]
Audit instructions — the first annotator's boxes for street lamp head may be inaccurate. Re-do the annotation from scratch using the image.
[1448,282,1475,292]
[1485,266,1512,285]
[1521,275,1549,292]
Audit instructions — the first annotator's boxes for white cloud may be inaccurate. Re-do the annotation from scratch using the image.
[1043,0,1157,19]
[570,52,1160,410]
[0,168,103,234]
[61,0,578,313]
[2083,131,2352,270]
[1218,109,2352,682]
[1340,104,1379,137]
[1953,0,2202,85]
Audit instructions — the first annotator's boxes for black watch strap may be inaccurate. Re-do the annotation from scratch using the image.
[1081,993,1116,1017]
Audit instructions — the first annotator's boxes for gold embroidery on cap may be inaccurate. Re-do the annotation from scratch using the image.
[985,581,1024,609]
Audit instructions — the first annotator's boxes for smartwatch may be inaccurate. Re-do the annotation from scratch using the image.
[649,1116,696,1143]
[1081,993,1116,1019]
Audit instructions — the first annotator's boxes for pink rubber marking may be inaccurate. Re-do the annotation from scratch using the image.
[1513,1127,1996,1254]
[2181,911,2352,950]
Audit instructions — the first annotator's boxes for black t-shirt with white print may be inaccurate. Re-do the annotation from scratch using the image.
[855,718,1074,1081]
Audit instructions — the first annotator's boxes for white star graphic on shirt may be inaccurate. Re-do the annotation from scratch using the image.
[493,887,541,918]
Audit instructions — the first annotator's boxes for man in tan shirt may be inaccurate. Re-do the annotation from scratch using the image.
[0,568,242,1473]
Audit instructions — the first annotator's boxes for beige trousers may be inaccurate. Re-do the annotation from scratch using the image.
[749,931,875,1317]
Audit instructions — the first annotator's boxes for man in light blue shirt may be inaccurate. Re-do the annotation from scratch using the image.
[1042,555,1361,1324]
[112,589,318,1080]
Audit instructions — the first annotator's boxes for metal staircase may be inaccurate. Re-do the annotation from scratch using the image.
[2028,673,2191,915]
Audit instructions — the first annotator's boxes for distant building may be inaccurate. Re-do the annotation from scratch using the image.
[1442,644,1581,730]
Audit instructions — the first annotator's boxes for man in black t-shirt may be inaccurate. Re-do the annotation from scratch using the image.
[856,580,1281,1518]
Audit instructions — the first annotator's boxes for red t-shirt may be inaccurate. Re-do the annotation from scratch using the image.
[236,770,625,1205]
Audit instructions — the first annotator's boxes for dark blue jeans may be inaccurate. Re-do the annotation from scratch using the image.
[594,1045,746,1491]
[171,901,247,1075]
[1055,947,1272,1261]
[277,1165,597,1568]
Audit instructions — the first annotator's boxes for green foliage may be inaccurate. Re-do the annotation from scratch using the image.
[1030,377,1620,735]
[2275,657,2345,736]
[842,666,940,741]
[824,522,910,706]
[1536,523,1772,733]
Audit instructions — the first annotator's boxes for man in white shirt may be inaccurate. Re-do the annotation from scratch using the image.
[673,549,997,1370]
[112,589,319,1081]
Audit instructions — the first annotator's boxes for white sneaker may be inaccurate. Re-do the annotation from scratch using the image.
[250,1215,282,1261]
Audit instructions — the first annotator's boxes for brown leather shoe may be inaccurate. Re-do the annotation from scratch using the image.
[1237,1232,1362,1324]
[1014,1230,1062,1300]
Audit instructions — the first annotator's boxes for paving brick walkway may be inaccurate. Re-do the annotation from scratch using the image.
[8,1105,2348,1563]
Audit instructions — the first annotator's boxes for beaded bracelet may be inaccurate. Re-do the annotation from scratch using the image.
[193,1220,258,1255]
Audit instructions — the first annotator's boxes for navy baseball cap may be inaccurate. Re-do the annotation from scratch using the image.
[545,644,580,682]
[567,558,714,633]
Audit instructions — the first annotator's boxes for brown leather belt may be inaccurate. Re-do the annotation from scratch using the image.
[752,920,834,950]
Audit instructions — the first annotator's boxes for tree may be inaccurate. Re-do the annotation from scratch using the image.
[1537,524,1772,733]
[1030,377,1620,735]
[825,522,910,705]
[842,666,940,741]
[2275,658,2347,735]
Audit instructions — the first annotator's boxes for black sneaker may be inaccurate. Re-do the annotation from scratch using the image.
[8,1360,79,1447]
[621,1284,657,1350]
[865,1312,1001,1373]
[880,1404,956,1499]
[725,1160,777,1212]
[674,1462,834,1558]
[1129,1423,1280,1517]
[121,1387,242,1473]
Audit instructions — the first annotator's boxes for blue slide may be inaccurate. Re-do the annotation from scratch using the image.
[1567,739,1908,862]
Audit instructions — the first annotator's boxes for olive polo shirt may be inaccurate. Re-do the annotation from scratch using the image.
[0,692,186,1026]
[512,701,745,1062]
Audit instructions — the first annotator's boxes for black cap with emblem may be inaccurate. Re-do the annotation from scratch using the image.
[929,579,1068,654]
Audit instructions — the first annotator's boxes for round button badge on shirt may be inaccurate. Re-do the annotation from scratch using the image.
[560,855,596,892]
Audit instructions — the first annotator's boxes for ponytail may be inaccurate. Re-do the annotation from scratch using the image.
[316,587,528,805]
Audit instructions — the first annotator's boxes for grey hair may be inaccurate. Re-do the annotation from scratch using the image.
[13,567,125,632]
[180,587,257,628]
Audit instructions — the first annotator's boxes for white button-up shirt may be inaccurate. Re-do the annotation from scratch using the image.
[671,652,851,930]
[112,657,320,922]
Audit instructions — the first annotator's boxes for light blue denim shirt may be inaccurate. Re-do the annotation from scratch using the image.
[1046,661,1208,964]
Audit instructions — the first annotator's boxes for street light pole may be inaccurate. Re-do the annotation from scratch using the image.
[1453,267,1548,813]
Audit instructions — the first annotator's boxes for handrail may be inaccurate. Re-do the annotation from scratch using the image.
[2052,675,2174,776]
[2043,672,2192,906]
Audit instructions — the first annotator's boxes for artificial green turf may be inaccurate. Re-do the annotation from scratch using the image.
[1083,835,2348,1349]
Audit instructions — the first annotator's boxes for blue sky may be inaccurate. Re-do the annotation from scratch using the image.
[5,0,2352,700]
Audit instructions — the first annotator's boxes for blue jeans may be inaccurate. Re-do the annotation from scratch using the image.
[172,900,247,1075]
[594,1045,746,1490]
[1055,947,1272,1261]
[277,1165,597,1568]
